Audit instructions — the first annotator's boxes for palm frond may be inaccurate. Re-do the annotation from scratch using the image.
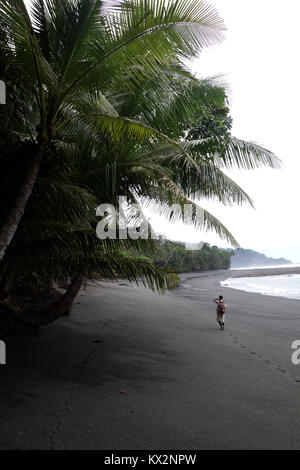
[60,0,225,98]
[149,148,254,206]
[142,186,240,247]
[182,136,281,170]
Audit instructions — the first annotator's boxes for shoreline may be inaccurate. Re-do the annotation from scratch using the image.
[179,265,300,280]
[179,267,300,302]
[229,266,300,278]
[178,266,300,302]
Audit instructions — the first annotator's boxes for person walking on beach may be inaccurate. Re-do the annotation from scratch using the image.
[213,295,226,331]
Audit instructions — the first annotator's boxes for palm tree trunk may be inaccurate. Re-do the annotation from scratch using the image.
[52,272,83,318]
[0,143,46,261]
[0,266,9,301]
[0,273,83,334]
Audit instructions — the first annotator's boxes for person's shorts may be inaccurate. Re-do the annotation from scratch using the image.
[217,312,225,322]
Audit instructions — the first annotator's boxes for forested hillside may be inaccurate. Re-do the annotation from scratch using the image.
[149,240,232,273]
[230,249,291,268]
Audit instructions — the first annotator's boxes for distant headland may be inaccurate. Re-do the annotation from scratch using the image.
[230,248,291,269]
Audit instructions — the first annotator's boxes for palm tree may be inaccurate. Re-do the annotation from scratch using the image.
[0,138,181,326]
[0,0,226,260]
[0,66,280,324]
[0,1,282,334]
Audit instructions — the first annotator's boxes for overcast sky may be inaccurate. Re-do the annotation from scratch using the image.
[148,0,300,263]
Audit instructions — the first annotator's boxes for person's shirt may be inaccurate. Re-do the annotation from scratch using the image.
[214,299,226,312]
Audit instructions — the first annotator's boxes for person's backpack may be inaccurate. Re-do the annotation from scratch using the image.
[217,301,226,314]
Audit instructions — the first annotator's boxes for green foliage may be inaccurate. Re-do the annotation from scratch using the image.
[142,239,233,273]
[183,103,233,141]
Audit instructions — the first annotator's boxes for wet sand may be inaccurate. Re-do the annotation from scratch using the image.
[230,266,300,278]
[0,269,300,450]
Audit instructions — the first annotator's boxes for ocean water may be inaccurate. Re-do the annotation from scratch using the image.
[221,274,300,300]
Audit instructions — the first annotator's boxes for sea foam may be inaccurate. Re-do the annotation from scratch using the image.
[221,274,300,300]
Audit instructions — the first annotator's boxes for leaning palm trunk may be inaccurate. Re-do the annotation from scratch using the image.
[52,273,83,318]
[0,143,46,261]
[0,265,9,301]
[20,272,83,326]
[0,273,83,335]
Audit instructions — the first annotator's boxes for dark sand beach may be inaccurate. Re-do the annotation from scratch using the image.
[0,267,300,450]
